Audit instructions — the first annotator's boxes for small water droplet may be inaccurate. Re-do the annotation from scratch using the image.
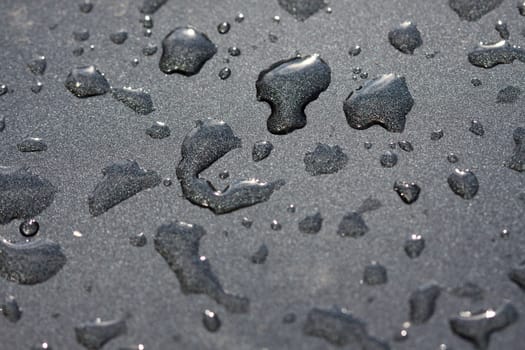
[31,81,43,94]
[0,117,5,132]
[273,15,281,23]
[228,46,241,56]
[298,211,323,234]
[495,20,510,40]
[507,127,525,172]
[2,295,22,323]
[252,141,273,161]
[218,67,231,80]
[73,29,89,41]
[325,7,332,14]
[79,1,93,13]
[304,143,348,175]
[471,78,482,86]
[282,312,296,324]
[363,262,388,285]
[497,85,521,103]
[235,13,245,23]
[219,171,229,179]
[380,151,398,168]
[31,342,52,350]
[425,50,439,59]
[519,1,525,15]
[27,55,47,75]
[163,178,172,186]
[449,282,484,300]
[278,0,326,21]
[388,21,422,54]
[75,318,127,350]
[241,217,253,228]
[251,244,269,264]
[89,44,95,50]
[352,67,362,74]
[337,198,380,238]
[141,15,153,28]
[271,220,282,231]
[65,66,110,98]
[202,310,221,332]
[364,142,373,149]
[447,169,479,199]
[130,232,147,247]
[500,228,510,239]
[109,31,128,44]
[447,153,459,163]
[349,45,361,56]
[142,43,158,56]
[145,121,170,139]
[359,72,368,79]
[404,234,425,258]
[509,262,525,290]
[144,29,152,37]
[0,84,8,96]
[430,129,443,140]
[393,181,420,204]
[73,47,84,56]
[398,140,413,152]
[217,22,231,34]
[286,204,296,213]
[469,120,485,136]
[112,87,154,114]
[409,283,441,324]
[268,32,279,43]
[20,219,39,237]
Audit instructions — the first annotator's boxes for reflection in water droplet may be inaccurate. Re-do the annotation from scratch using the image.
[304,143,348,175]
[256,54,331,134]
[110,31,128,44]
[388,21,423,54]
[2,295,22,323]
[344,74,414,133]
[409,282,441,324]
[17,138,47,152]
[404,234,425,258]
[393,181,420,204]
[203,309,221,332]
[88,160,161,216]
[154,221,250,312]
[278,0,326,21]
[75,317,127,350]
[218,67,231,80]
[447,169,479,199]
[251,244,269,264]
[176,119,284,214]
[111,87,154,115]
[298,211,323,234]
[19,219,39,237]
[507,127,525,172]
[65,66,110,98]
[449,0,503,21]
[497,85,521,103]
[159,27,217,76]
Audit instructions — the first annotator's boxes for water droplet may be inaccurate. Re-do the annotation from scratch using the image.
[159,27,217,76]
[359,72,368,79]
[325,6,332,14]
[398,140,413,152]
[469,120,485,136]
[176,119,284,214]
[471,78,482,86]
[31,342,52,350]
[268,32,279,43]
[298,211,323,234]
[0,117,5,132]
[500,228,510,239]
[144,29,152,37]
[364,142,373,149]
[507,127,525,172]
[380,151,398,168]
[88,160,161,216]
[404,234,425,258]
[73,47,84,56]
[131,58,139,66]
[251,244,269,264]
[19,219,39,237]
[2,295,22,323]
[218,171,229,179]
[303,308,389,347]
[73,29,89,41]
[447,153,459,163]
[142,43,158,56]
[409,282,441,324]
[139,0,167,14]
[111,87,154,115]
[228,46,241,56]
[109,31,128,44]
[353,67,362,74]
[252,141,273,162]
[495,20,510,40]
[0,168,56,224]
[425,50,439,59]
[145,121,170,139]
[468,40,525,68]
[363,262,387,285]
[163,178,172,186]
[235,13,245,23]
[349,45,361,56]
[217,22,231,34]
[65,66,110,98]
[388,142,397,149]
[519,1,525,15]
[282,312,296,324]
[497,85,521,103]
[141,15,153,29]
[130,232,147,247]
[509,262,525,290]
[17,138,47,152]
[270,220,282,231]
[257,54,331,134]
[449,302,518,349]
[27,55,47,75]
[394,181,420,204]
[218,67,231,80]
[241,217,253,228]
[75,318,127,350]
[388,21,423,54]
[449,282,484,300]
[304,143,348,175]
[447,169,479,199]
[286,204,296,213]
[31,81,43,94]
[89,44,95,50]
[0,238,66,284]
[430,129,443,140]
[0,84,8,96]
[343,74,414,133]
[272,15,281,23]
[278,0,326,21]
[337,198,381,238]
[449,0,503,21]
[154,221,250,312]
[79,1,93,13]
[202,309,221,332]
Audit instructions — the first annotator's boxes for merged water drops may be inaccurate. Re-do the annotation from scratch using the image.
[109,31,128,44]
[17,138,47,152]
[256,54,331,134]
[139,0,167,14]
[159,27,217,76]
[363,262,388,285]
[111,87,154,115]
[88,160,161,216]
[146,121,170,139]
[388,22,422,54]
[496,85,521,103]
[250,243,269,264]
[298,211,323,234]
[447,169,479,199]
[507,127,525,172]
[154,221,250,313]
[304,143,348,175]
[2,295,22,323]
[303,307,389,348]
[75,317,127,350]
[0,238,66,285]
[0,84,8,96]
[449,0,503,21]
[277,0,326,21]
[449,302,518,349]
[27,55,47,75]
[393,181,420,204]
[175,119,284,214]
[343,74,414,133]
[409,282,440,324]
[468,41,525,68]
[252,141,273,161]
[337,197,381,238]
[0,167,56,224]
[65,66,110,98]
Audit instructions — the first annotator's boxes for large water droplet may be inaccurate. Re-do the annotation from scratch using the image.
[75,317,127,350]
[256,54,331,134]
[507,127,525,172]
[111,87,154,115]
[65,66,110,98]
[277,0,326,21]
[159,27,217,76]
[388,21,422,54]
[154,221,250,313]
[449,0,503,21]
[447,169,479,199]
[468,40,525,68]
[409,282,441,324]
[0,238,66,285]
[304,143,348,175]
[176,119,284,214]
[343,74,414,133]
[393,181,420,204]
[88,160,161,216]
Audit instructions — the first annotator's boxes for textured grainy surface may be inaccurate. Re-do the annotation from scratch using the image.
[0,0,524,349]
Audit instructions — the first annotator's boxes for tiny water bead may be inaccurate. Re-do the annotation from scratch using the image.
[268,33,278,43]
[519,1,525,15]
[471,78,482,86]
[129,232,147,247]
[217,22,231,34]
[449,0,503,21]
[65,66,110,98]
[72,47,84,56]
[0,84,8,96]
[141,15,153,29]
[380,151,398,168]
[409,283,441,324]
[278,0,326,21]
[75,318,127,350]
[495,20,510,40]
[144,29,152,37]
[2,295,22,323]
[364,142,373,149]
[343,74,414,133]
[398,140,413,152]
[393,181,420,204]
[497,85,521,103]
[142,44,158,56]
[241,217,253,228]
[235,13,245,23]
[500,228,510,239]
[73,29,89,41]
[146,122,170,139]
[218,171,229,179]
[270,220,282,231]
[131,58,139,66]
[507,127,525,172]
[404,234,425,258]
[109,31,128,44]
[252,141,273,161]
[286,204,296,213]
[139,0,168,14]
[256,54,331,134]
[349,45,361,56]
[298,211,323,234]
[19,219,39,237]
[430,129,443,140]
[228,46,241,56]
[163,178,172,187]
[218,67,231,80]
[304,143,348,175]
[363,262,388,285]
[160,27,217,76]
[447,153,459,163]
[27,55,47,75]
[447,169,479,199]
[111,87,154,115]
[17,138,47,152]
[251,244,269,264]
[79,1,93,13]
[202,310,221,332]
[31,81,43,94]
[388,21,423,54]
[469,120,485,136]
